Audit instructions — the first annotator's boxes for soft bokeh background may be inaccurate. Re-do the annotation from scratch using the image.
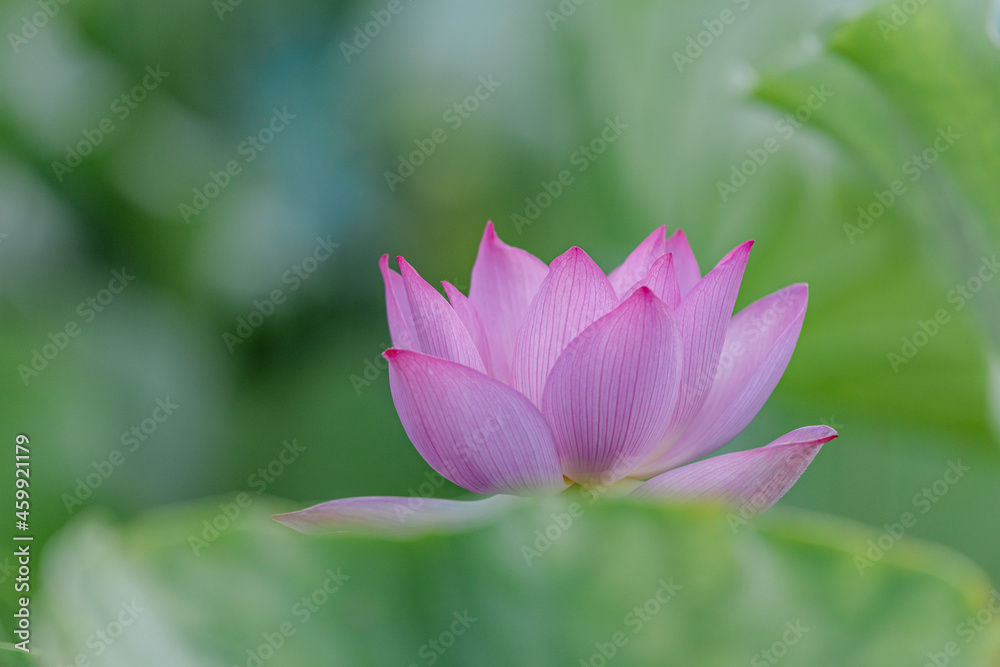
[2,0,1000,664]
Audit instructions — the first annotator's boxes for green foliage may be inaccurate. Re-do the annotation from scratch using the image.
[28,498,1000,666]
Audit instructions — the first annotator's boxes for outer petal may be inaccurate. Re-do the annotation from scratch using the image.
[510,247,618,407]
[399,257,486,372]
[386,349,565,496]
[607,225,667,298]
[663,228,702,297]
[541,288,681,486]
[623,253,681,309]
[639,283,807,475]
[469,221,549,382]
[273,494,517,536]
[380,254,417,350]
[629,426,837,512]
[649,240,752,461]
[443,281,493,377]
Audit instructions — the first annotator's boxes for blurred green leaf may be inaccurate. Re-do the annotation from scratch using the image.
[752,0,1000,430]
[830,0,1000,232]
[32,497,1000,666]
[0,644,37,666]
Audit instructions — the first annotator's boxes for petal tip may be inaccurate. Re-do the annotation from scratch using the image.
[482,221,501,246]
[554,246,590,266]
[817,426,838,442]
[777,424,839,447]
[397,256,424,284]
[625,285,662,306]
[780,283,810,310]
[379,254,397,277]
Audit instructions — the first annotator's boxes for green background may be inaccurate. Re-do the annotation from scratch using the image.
[2,0,1000,664]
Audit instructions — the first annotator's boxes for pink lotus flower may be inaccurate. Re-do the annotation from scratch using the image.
[275,223,836,535]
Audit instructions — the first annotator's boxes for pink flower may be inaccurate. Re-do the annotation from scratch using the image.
[275,223,836,535]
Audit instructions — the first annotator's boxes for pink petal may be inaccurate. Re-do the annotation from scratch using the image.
[399,257,486,372]
[469,221,549,382]
[623,253,681,309]
[541,288,681,486]
[273,494,517,536]
[380,254,417,350]
[510,247,618,407]
[639,283,808,475]
[629,426,837,512]
[443,281,493,377]
[664,228,702,297]
[385,349,565,496]
[648,241,752,462]
[607,226,667,298]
